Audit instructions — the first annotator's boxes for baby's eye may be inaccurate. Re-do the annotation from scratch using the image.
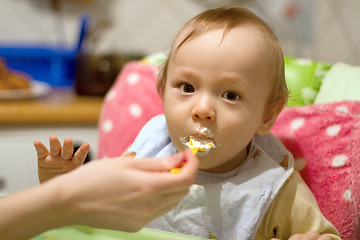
[222,91,240,101]
[179,83,195,93]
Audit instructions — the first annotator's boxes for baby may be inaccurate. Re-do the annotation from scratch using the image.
[126,6,341,240]
[35,6,341,240]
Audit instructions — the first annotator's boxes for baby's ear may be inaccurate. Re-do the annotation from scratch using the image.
[257,100,286,135]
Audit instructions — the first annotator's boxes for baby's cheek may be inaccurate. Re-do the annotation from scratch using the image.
[168,131,186,152]
[220,140,249,161]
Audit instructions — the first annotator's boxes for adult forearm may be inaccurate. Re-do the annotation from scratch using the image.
[0,181,66,240]
[0,152,198,239]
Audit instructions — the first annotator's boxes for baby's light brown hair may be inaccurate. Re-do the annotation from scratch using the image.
[157,6,289,111]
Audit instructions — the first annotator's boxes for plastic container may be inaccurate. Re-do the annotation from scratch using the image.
[31,225,208,240]
[0,16,88,87]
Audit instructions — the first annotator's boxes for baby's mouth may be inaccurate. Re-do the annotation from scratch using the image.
[180,127,216,156]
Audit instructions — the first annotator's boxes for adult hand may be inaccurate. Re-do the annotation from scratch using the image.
[53,149,199,231]
[0,150,198,240]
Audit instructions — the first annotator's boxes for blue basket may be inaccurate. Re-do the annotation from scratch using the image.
[0,16,88,87]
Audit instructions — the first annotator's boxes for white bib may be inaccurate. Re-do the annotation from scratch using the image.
[129,115,294,240]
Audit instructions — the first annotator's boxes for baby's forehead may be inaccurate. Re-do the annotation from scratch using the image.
[174,28,272,62]
[170,29,274,81]
[173,24,272,52]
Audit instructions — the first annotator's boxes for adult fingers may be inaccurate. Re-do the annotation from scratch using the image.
[49,136,62,157]
[61,138,74,160]
[139,189,189,224]
[129,150,198,174]
[151,175,197,196]
[158,150,199,192]
[134,151,198,193]
[126,152,185,172]
[151,194,186,220]
[157,150,199,188]
[177,149,199,178]
[72,143,90,166]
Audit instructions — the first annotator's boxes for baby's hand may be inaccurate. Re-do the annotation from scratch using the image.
[34,136,90,183]
[272,231,334,240]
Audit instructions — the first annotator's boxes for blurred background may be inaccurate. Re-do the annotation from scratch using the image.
[0,0,359,91]
[0,0,359,64]
[0,0,359,195]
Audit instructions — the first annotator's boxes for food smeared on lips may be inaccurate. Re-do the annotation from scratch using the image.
[171,129,215,174]
[185,136,214,156]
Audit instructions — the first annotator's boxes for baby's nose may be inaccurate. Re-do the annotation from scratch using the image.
[191,96,216,121]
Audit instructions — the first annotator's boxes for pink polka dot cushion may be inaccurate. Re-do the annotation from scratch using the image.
[271,100,360,240]
[98,61,163,158]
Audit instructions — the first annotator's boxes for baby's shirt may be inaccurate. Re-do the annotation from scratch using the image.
[128,115,340,240]
[255,170,340,240]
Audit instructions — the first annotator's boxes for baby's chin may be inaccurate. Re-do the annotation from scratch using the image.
[198,154,243,173]
[197,155,220,170]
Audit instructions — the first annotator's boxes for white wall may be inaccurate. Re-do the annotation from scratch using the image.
[0,0,359,65]
[0,0,205,55]
[312,0,360,65]
[0,126,99,195]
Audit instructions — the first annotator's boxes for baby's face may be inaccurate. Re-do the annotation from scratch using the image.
[163,26,274,173]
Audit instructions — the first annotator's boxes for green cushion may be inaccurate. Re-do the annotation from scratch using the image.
[284,56,331,107]
[314,62,360,104]
[31,226,207,240]
[141,52,167,66]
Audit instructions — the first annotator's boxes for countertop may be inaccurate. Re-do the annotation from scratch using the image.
[0,88,104,125]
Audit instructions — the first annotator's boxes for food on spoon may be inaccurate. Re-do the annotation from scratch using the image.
[171,136,214,174]
[170,163,184,174]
